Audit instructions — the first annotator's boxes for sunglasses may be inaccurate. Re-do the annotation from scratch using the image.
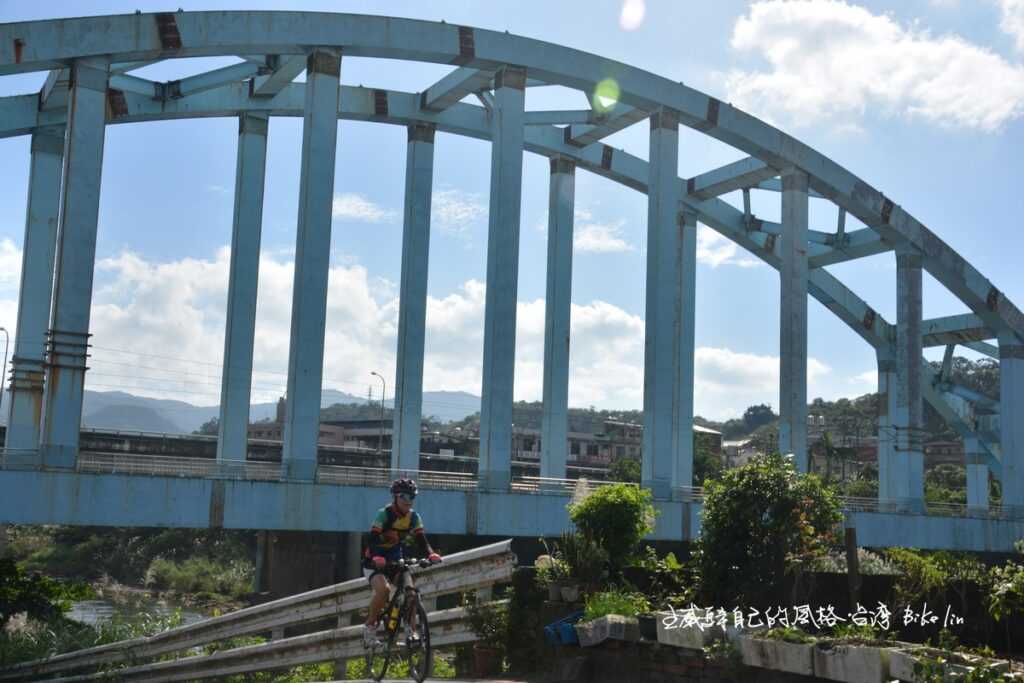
[397,493,416,502]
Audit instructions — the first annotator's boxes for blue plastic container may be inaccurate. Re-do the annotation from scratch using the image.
[544,610,584,646]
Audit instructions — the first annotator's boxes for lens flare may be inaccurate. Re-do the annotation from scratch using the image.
[593,78,620,113]
[619,0,645,31]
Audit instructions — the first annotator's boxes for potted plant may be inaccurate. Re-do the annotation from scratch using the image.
[573,589,648,647]
[463,594,509,676]
[535,554,570,601]
[556,531,608,599]
[737,626,816,676]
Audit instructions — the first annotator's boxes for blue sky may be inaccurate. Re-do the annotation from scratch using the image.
[0,0,1020,421]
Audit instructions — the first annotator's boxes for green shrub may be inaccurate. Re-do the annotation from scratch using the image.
[581,590,649,622]
[144,557,253,598]
[568,484,655,569]
[762,626,815,644]
[696,452,841,607]
[554,532,607,584]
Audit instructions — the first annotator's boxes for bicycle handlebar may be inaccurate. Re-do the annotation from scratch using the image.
[384,557,442,570]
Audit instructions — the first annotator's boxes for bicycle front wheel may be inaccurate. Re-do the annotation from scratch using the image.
[405,599,431,683]
[366,624,395,682]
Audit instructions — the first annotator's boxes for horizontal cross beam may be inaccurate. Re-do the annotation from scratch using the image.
[420,66,498,112]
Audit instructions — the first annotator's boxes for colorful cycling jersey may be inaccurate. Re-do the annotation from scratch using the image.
[365,504,425,560]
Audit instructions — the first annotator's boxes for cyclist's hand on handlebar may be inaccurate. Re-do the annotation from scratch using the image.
[372,555,386,570]
[428,552,442,564]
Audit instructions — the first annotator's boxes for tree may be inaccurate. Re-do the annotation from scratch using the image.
[742,404,777,432]
[568,483,656,571]
[696,452,841,607]
[194,417,219,436]
[607,456,640,483]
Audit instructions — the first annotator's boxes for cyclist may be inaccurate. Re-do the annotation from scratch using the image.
[362,478,441,647]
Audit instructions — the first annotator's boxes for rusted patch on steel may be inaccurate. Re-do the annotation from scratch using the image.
[495,66,526,91]
[881,198,894,224]
[601,145,613,170]
[749,217,763,231]
[863,308,876,330]
[373,89,388,116]
[407,123,435,144]
[209,480,226,528]
[987,286,1001,312]
[550,157,573,175]
[155,13,182,50]
[306,50,340,77]
[705,97,720,127]
[563,125,582,147]
[106,89,128,119]
[764,234,777,253]
[649,109,679,131]
[451,26,476,66]
[13,38,24,64]
[686,177,695,195]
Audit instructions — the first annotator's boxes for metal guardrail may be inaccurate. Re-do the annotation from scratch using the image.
[0,540,516,682]
[316,464,478,491]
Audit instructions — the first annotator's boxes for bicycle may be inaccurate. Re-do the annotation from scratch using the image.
[364,556,438,683]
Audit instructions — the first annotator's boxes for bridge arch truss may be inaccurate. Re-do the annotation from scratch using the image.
[0,10,1021,518]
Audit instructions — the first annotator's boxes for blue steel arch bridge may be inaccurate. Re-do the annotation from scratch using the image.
[0,10,1021,551]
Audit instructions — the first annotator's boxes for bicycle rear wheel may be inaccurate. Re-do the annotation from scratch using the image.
[404,599,431,683]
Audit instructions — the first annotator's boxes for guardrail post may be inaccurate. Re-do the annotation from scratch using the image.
[217,112,268,467]
[478,66,525,492]
[282,48,341,482]
[40,56,110,469]
[392,123,435,473]
[779,166,809,472]
[5,127,64,464]
[540,157,574,480]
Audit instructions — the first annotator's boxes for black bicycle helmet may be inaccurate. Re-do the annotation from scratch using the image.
[390,477,418,496]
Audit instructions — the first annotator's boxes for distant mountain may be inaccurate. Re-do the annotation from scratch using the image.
[83,404,183,433]
[0,386,480,434]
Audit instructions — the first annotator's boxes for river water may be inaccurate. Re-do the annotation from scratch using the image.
[67,598,205,628]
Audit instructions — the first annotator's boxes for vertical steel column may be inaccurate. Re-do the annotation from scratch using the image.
[478,66,525,491]
[391,123,436,473]
[876,353,897,506]
[540,157,575,480]
[894,246,924,512]
[964,437,989,514]
[999,333,1024,512]
[5,127,63,463]
[675,210,698,493]
[39,57,109,469]
[642,109,681,500]
[281,49,341,481]
[779,167,809,471]
[216,112,269,466]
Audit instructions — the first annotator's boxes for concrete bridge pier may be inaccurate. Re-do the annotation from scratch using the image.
[893,247,925,512]
[965,437,989,514]
[216,112,268,466]
[642,109,694,499]
[779,167,809,472]
[478,66,526,492]
[282,49,342,482]
[1000,333,1024,512]
[540,157,575,480]
[254,530,364,598]
[391,123,436,473]
[5,128,63,463]
[39,57,110,469]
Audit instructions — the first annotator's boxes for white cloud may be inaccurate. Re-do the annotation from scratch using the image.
[850,369,877,386]
[431,189,487,239]
[0,246,872,421]
[0,239,22,290]
[574,221,635,253]
[206,184,229,195]
[723,0,1024,131]
[999,0,1024,51]
[331,192,397,223]
[697,225,762,268]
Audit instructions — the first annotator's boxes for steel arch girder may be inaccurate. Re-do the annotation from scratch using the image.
[1,10,1019,343]
[0,81,999,468]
